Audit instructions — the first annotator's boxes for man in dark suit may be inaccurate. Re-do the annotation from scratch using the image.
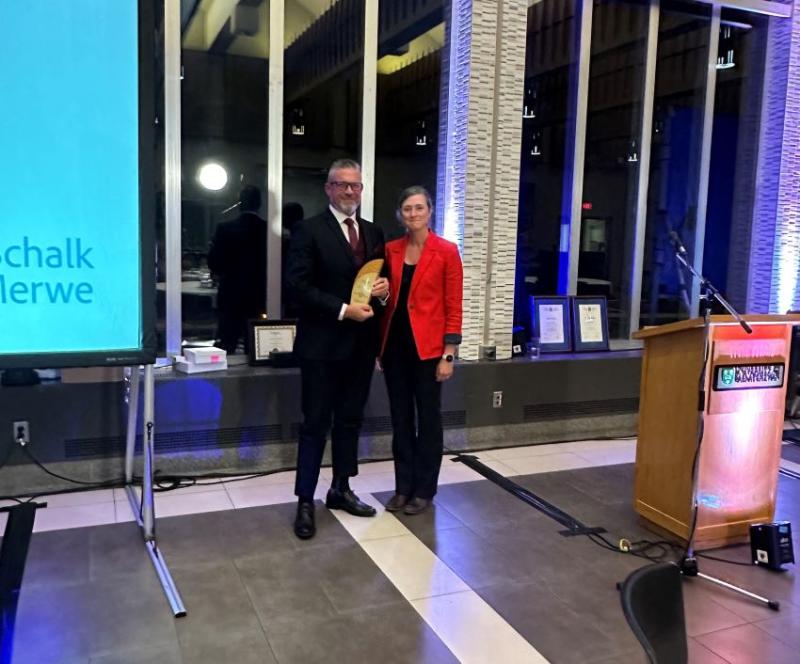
[287,159,389,539]
[207,185,266,353]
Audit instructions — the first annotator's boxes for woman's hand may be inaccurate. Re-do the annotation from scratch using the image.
[371,277,389,299]
[436,358,454,382]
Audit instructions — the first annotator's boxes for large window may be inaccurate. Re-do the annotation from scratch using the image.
[580,0,649,339]
[639,0,710,328]
[179,0,270,347]
[514,0,778,343]
[159,0,781,352]
[703,8,768,310]
[374,1,447,239]
[282,0,364,231]
[281,1,365,317]
[514,0,579,337]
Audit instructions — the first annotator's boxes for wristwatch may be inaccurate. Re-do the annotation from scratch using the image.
[441,353,454,363]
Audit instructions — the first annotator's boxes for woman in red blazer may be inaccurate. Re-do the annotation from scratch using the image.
[380,186,463,515]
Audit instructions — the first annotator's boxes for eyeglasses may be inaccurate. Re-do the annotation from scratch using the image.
[327,181,364,193]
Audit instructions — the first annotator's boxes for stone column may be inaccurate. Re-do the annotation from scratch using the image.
[437,0,528,360]
[747,2,800,314]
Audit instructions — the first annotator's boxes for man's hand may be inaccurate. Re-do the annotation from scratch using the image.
[344,303,374,322]
[371,277,389,300]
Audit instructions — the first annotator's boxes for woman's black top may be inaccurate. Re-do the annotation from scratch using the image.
[386,263,417,359]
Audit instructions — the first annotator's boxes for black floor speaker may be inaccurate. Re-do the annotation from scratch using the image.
[750,522,794,570]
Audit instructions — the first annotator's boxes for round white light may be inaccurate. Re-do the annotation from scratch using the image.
[197,162,228,191]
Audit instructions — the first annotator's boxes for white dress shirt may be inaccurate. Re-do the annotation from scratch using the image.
[329,205,359,243]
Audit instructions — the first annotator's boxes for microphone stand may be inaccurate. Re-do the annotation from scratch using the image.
[670,239,779,610]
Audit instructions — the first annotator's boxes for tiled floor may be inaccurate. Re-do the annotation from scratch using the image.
[3,437,800,663]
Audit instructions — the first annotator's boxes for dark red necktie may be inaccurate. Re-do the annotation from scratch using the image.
[344,218,358,252]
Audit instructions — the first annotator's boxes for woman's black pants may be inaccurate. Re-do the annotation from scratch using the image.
[382,349,443,499]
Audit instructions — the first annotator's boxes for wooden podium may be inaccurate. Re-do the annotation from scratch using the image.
[633,314,800,549]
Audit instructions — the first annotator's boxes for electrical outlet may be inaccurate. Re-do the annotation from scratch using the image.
[492,391,503,408]
[13,420,29,445]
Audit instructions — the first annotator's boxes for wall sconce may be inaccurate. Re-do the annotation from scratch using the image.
[530,130,542,157]
[291,107,305,136]
[716,25,736,70]
[522,84,538,119]
[415,119,428,147]
[626,140,639,163]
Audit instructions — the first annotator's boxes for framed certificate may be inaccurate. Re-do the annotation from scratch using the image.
[530,296,572,352]
[248,320,296,365]
[571,296,609,351]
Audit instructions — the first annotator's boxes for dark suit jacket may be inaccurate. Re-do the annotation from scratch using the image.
[207,212,267,315]
[287,209,385,361]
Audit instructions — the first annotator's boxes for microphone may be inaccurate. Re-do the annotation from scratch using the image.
[669,230,688,256]
[220,201,242,214]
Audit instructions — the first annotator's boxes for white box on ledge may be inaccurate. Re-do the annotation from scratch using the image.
[184,347,227,365]
[175,347,227,374]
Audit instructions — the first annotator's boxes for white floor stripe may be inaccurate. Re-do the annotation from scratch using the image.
[329,492,549,664]
[412,591,549,664]
[361,534,470,600]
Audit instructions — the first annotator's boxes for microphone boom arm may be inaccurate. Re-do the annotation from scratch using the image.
[671,243,752,334]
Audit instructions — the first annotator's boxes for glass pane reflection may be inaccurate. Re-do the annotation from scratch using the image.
[514,0,579,338]
[703,8,767,311]
[375,1,447,239]
[640,0,711,328]
[580,0,649,339]
[179,0,270,350]
[282,0,365,316]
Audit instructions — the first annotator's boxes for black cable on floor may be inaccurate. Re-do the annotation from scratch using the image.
[0,478,138,504]
[696,552,753,567]
[450,452,764,570]
[0,450,398,502]
[585,531,684,564]
[153,469,291,490]
[149,455,399,493]
[18,445,125,488]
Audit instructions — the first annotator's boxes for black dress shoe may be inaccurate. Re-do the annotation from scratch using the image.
[403,497,430,515]
[325,488,376,517]
[294,501,316,539]
[385,494,409,512]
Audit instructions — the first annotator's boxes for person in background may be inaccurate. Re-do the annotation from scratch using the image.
[287,159,390,539]
[281,202,304,318]
[207,185,266,353]
[380,186,463,515]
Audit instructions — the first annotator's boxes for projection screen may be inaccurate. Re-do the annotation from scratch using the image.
[0,0,156,368]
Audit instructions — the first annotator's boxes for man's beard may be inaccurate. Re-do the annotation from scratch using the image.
[336,201,359,217]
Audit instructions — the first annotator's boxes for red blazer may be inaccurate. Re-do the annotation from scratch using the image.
[380,232,463,360]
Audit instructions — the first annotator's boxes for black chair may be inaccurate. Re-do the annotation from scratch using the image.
[618,563,688,664]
